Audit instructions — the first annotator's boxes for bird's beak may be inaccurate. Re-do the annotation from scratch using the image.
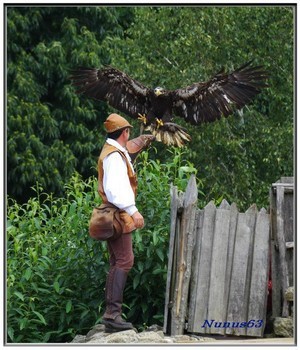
[155,89,162,96]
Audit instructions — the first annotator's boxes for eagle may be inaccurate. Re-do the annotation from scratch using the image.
[70,62,268,147]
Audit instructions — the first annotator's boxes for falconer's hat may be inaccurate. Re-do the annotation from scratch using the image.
[104,113,133,133]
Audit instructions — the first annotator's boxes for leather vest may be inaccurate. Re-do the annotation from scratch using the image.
[98,143,138,203]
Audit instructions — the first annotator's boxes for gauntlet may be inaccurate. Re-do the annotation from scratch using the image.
[126,134,155,161]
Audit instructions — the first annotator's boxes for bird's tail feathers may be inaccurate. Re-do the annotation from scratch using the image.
[147,122,191,147]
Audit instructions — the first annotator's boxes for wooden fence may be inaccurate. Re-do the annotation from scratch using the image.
[163,175,270,337]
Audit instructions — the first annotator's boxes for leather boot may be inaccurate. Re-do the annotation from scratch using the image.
[102,267,133,331]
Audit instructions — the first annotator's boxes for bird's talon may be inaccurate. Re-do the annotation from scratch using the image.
[138,113,147,125]
[155,118,164,128]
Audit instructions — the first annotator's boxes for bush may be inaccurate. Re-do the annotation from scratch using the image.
[7,174,106,343]
[6,148,198,342]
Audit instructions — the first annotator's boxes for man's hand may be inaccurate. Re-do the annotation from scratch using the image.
[131,211,144,229]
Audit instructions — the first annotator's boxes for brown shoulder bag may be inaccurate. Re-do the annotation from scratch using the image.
[89,203,123,241]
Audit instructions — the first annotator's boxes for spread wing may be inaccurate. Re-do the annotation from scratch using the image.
[172,62,268,125]
[70,66,151,119]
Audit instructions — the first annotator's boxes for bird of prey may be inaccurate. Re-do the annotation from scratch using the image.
[70,62,267,147]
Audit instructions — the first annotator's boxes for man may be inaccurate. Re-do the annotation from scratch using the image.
[97,113,144,332]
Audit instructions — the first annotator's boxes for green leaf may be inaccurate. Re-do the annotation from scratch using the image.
[14,291,24,301]
[66,300,72,314]
[80,309,90,319]
[53,281,60,293]
[133,274,140,290]
[137,261,144,272]
[34,217,41,229]
[19,318,28,330]
[152,231,158,246]
[7,327,14,341]
[156,248,165,262]
[24,268,32,281]
[32,311,47,325]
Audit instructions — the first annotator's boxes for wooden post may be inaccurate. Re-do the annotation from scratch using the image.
[270,185,281,317]
[170,175,198,335]
[163,184,179,334]
[275,185,290,317]
[270,177,294,318]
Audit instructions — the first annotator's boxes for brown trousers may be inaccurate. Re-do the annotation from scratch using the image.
[103,233,134,319]
[107,232,134,272]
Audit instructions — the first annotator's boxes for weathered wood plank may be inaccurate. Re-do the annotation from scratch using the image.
[226,205,257,336]
[170,175,198,335]
[224,203,239,316]
[171,207,194,334]
[270,178,294,317]
[206,207,231,335]
[170,215,181,323]
[187,209,204,332]
[219,198,231,209]
[247,208,270,337]
[270,186,281,317]
[183,174,198,207]
[243,205,257,328]
[187,201,216,333]
[275,185,290,317]
[282,191,294,287]
[271,240,281,317]
[163,185,178,334]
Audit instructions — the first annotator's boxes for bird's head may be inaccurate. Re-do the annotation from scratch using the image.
[154,87,165,96]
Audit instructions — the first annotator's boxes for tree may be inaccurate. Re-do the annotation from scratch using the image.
[7,6,134,201]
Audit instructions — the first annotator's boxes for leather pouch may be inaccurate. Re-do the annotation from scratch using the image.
[89,203,123,241]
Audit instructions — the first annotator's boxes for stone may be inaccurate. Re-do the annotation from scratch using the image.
[273,317,293,338]
[85,324,106,341]
[157,330,165,338]
[105,329,138,343]
[70,334,86,343]
[162,337,174,343]
[137,331,167,343]
[86,334,107,343]
[190,335,215,342]
[174,334,198,343]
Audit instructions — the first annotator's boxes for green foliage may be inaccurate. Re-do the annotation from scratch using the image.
[7,7,134,201]
[7,148,197,343]
[7,174,105,342]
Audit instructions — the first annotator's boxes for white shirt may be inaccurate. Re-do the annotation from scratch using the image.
[102,138,138,216]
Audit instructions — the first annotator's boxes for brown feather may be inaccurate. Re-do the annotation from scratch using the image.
[173,61,268,124]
